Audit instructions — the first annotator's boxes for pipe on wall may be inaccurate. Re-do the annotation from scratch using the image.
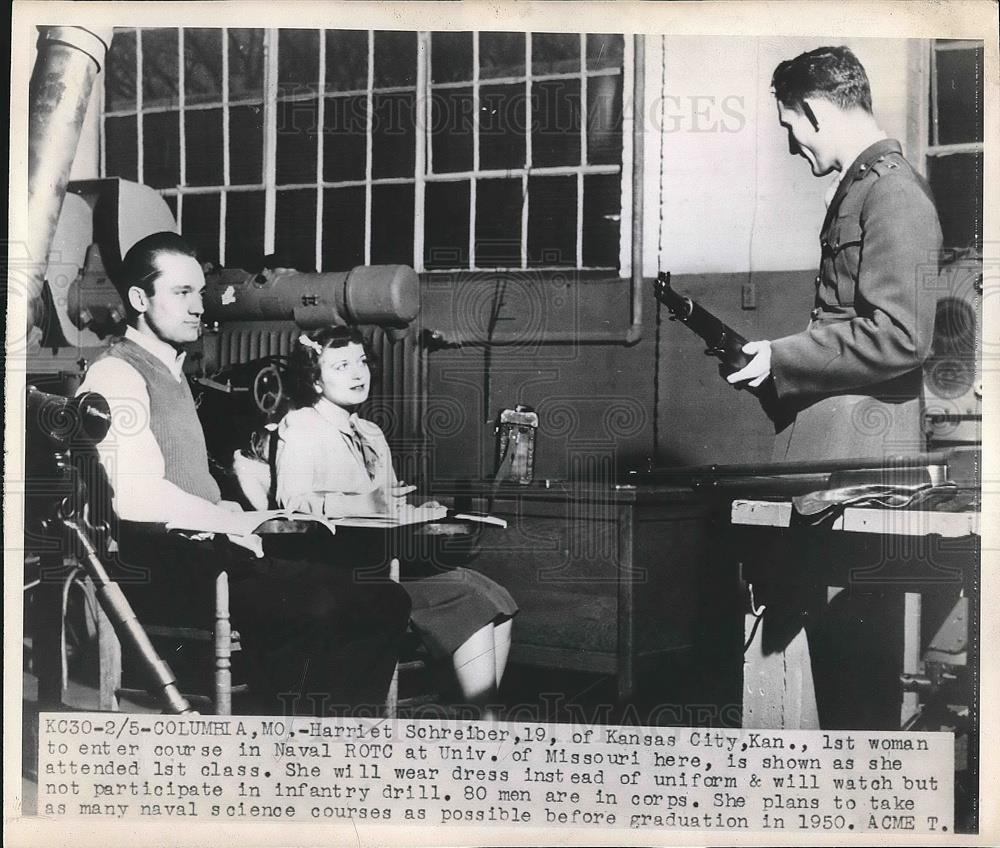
[428,33,646,348]
[26,26,113,329]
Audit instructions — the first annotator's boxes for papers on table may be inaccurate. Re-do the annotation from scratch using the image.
[166,509,339,538]
[329,503,449,528]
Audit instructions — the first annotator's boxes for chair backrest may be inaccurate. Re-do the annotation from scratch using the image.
[231,423,280,511]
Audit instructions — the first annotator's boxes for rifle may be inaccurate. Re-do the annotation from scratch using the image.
[653,271,760,394]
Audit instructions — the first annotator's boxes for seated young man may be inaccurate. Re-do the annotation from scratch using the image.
[77,231,411,716]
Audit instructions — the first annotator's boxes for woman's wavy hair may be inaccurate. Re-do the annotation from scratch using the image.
[285,325,374,408]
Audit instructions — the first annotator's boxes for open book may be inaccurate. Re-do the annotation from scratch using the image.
[165,509,339,538]
[328,503,449,528]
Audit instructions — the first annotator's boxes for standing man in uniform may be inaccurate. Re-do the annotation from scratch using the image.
[728,47,944,729]
[78,231,411,715]
[730,45,942,462]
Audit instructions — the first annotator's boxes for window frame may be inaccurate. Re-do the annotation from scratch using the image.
[100,27,634,276]
[913,38,984,254]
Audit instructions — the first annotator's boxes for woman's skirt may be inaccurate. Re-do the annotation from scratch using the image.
[402,568,518,658]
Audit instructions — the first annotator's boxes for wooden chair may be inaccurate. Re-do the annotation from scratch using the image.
[101,570,245,715]
[26,444,245,715]
[231,444,440,717]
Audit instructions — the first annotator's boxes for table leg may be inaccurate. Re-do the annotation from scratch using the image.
[616,505,635,702]
[900,592,922,727]
[742,613,819,730]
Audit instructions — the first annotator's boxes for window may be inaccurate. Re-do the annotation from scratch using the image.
[926,39,983,253]
[101,28,630,274]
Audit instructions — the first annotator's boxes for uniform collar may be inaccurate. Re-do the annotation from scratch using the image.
[822,137,902,228]
[124,325,187,381]
[841,137,900,185]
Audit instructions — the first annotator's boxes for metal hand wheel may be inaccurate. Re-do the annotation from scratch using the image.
[252,363,284,415]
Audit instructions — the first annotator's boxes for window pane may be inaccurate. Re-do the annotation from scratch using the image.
[374,31,416,87]
[372,91,416,178]
[532,32,580,76]
[105,115,138,181]
[184,28,222,105]
[229,104,264,184]
[324,95,368,182]
[163,194,177,218]
[424,181,469,269]
[480,83,527,170]
[475,179,521,268]
[582,173,620,267]
[141,29,179,109]
[586,34,623,70]
[228,29,264,100]
[587,73,622,165]
[143,111,180,188]
[278,29,320,97]
[224,190,265,269]
[180,192,220,265]
[935,46,984,145]
[275,99,319,185]
[322,186,366,270]
[928,153,983,251]
[480,32,525,79]
[432,32,473,83]
[371,184,414,265]
[325,30,368,92]
[185,108,223,186]
[527,175,576,266]
[274,189,317,270]
[532,78,581,167]
[106,29,136,111]
[430,88,473,173]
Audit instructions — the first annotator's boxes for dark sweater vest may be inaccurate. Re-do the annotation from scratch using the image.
[105,337,221,503]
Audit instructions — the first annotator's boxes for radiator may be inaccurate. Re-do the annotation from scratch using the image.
[201,321,426,473]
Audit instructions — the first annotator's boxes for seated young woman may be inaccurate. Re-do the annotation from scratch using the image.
[274,326,518,710]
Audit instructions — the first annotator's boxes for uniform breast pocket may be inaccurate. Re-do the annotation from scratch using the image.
[825,217,863,302]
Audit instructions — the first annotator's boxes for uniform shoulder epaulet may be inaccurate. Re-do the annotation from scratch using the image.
[869,152,905,177]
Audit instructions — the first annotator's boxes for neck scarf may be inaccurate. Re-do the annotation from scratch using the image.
[347,413,379,481]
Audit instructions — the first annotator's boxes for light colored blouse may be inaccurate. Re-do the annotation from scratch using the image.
[275,397,397,516]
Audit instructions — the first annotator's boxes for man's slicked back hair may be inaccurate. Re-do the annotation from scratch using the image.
[771,46,873,114]
[116,231,199,323]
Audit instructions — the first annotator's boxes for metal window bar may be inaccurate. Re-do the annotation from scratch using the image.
[469,32,480,268]
[364,29,374,265]
[929,39,939,148]
[315,30,327,272]
[618,30,634,278]
[178,29,187,189]
[105,28,629,273]
[104,94,263,117]
[577,32,587,268]
[136,28,145,188]
[422,32,627,271]
[263,29,279,255]
[221,28,231,265]
[925,143,985,157]
[431,66,621,90]
[521,32,532,270]
[413,32,430,272]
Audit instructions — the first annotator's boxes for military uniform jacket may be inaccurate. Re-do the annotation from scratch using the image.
[768,138,942,461]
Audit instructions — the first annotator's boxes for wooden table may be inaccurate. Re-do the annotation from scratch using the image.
[729,497,980,730]
[434,481,720,702]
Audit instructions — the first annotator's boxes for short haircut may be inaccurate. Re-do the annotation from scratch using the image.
[116,231,199,324]
[771,46,873,114]
[286,325,372,408]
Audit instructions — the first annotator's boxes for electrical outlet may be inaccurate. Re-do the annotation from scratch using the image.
[741,281,756,310]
